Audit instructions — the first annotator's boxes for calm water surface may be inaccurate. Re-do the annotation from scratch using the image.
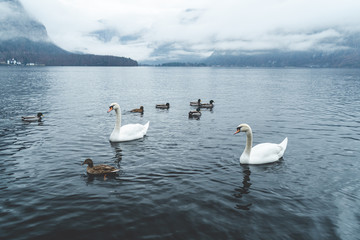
[0,66,359,239]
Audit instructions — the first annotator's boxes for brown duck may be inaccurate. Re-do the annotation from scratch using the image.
[130,106,144,113]
[82,158,120,175]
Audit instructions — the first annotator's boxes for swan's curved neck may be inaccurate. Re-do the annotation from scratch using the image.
[244,129,253,156]
[114,108,122,131]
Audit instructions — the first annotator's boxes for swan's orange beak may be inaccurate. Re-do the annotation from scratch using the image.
[107,106,113,113]
[234,127,241,135]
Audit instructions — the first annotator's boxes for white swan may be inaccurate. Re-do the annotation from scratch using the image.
[234,123,288,165]
[107,103,149,142]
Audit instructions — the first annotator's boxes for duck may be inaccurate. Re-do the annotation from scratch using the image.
[156,103,170,109]
[188,107,201,118]
[108,103,150,142]
[200,100,214,108]
[130,106,144,114]
[190,99,201,106]
[21,112,44,122]
[234,123,288,165]
[82,158,120,175]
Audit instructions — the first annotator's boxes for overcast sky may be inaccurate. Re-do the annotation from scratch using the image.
[20,0,360,62]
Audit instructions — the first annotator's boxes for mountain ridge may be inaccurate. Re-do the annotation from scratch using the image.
[203,48,360,68]
[2,0,360,67]
[0,0,138,66]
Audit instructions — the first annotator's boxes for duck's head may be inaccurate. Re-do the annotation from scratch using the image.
[108,103,120,113]
[209,100,214,104]
[198,99,201,103]
[166,103,170,107]
[37,113,44,118]
[140,106,144,110]
[234,123,251,135]
[82,158,94,167]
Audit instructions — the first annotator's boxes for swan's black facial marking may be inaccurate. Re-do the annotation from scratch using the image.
[107,105,114,113]
[234,126,242,135]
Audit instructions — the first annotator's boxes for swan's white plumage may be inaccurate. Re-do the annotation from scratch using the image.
[108,103,149,142]
[235,123,288,165]
[109,122,149,142]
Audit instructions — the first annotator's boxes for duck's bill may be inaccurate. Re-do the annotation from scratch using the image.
[107,106,113,113]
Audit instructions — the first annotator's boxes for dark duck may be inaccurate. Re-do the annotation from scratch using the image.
[190,99,201,106]
[156,103,170,109]
[21,112,44,122]
[188,107,202,118]
[200,100,214,108]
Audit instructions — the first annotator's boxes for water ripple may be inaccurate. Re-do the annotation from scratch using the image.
[1,67,360,239]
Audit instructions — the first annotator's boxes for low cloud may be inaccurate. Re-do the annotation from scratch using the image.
[19,0,360,62]
[0,0,49,41]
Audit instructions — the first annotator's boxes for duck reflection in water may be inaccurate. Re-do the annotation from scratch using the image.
[234,166,252,210]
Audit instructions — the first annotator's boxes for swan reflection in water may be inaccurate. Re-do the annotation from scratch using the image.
[234,166,252,210]
[110,142,123,166]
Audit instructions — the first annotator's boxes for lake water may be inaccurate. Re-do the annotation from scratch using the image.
[0,66,359,239]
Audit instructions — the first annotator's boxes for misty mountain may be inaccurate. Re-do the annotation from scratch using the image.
[151,42,360,68]
[202,32,360,68]
[204,49,360,68]
[0,0,49,42]
[2,0,359,67]
[0,0,137,66]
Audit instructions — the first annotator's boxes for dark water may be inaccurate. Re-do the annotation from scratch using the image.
[1,66,359,239]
